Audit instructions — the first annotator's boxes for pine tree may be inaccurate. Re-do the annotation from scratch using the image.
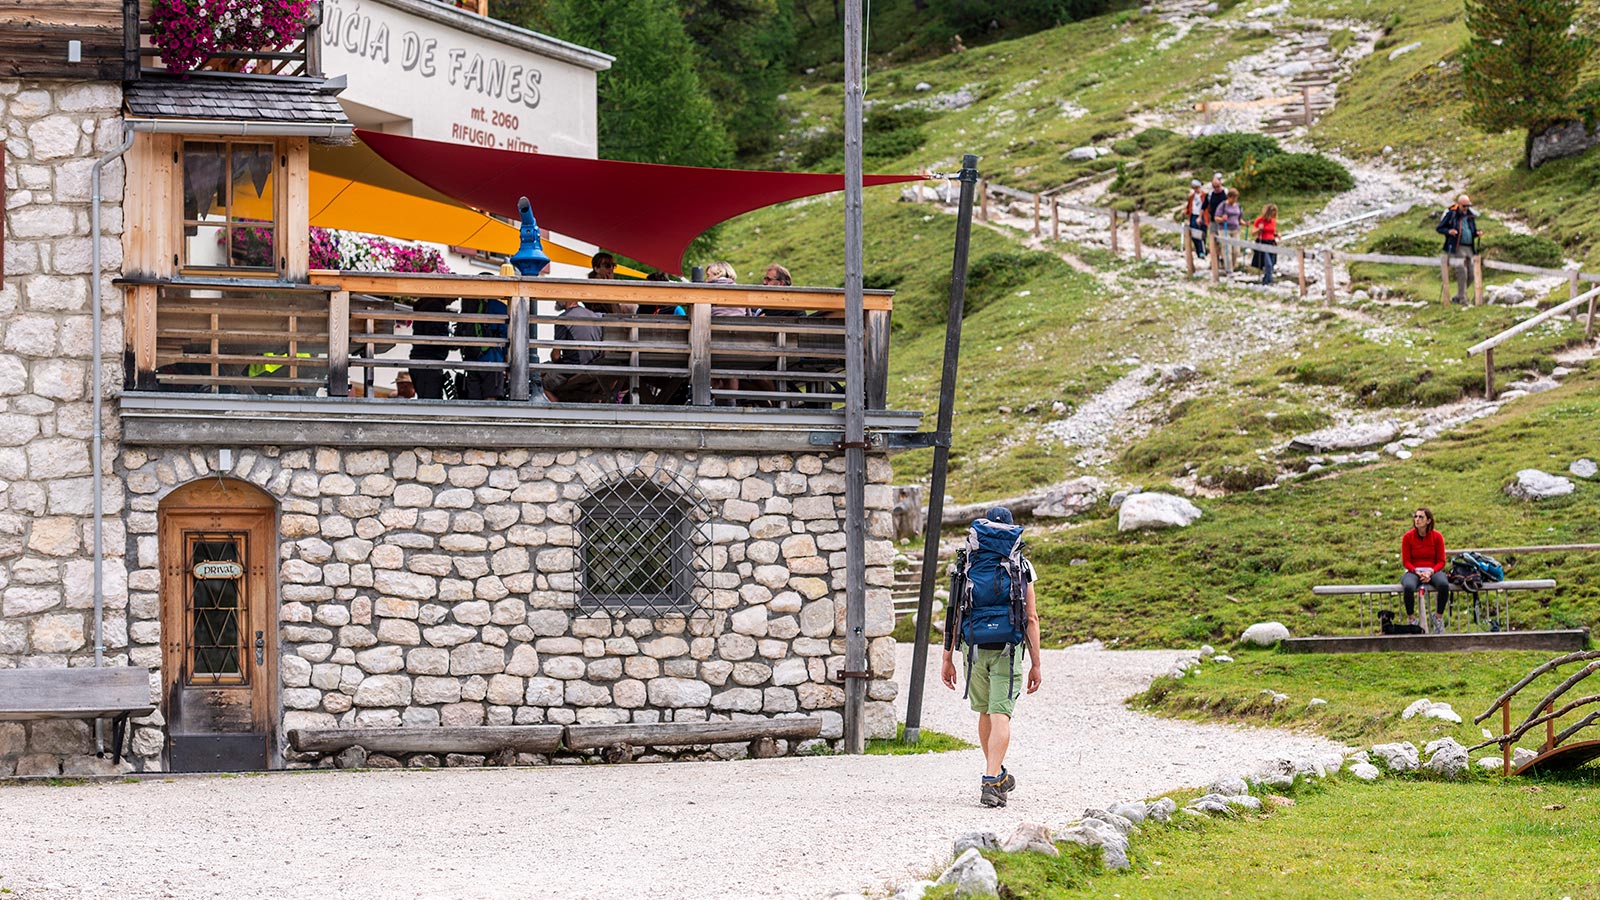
[679,0,797,159]
[1461,0,1595,168]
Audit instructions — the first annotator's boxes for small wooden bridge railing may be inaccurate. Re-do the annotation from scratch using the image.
[1471,650,1600,775]
[120,272,893,409]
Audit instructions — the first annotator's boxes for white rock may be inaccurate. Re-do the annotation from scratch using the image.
[936,848,997,897]
[1424,737,1469,778]
[1506,469,1574,501]
[914,82,932,92]
[1370,742,1419,773]
[1212,654,1233,663]
[1570,459,1597,479]
[1239,621,1291,646]
[1348,762,1381,781]
[1387,41,1422,60]
[1117,493,1202,531]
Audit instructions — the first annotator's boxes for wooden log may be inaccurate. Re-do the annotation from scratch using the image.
[1471,694,1600,752]
[1108,209,1119,256]
[564,717,823,751]
[1473,253,1484,306]
[1474,651,1600,723]
[1552,710,1600,748]
[1468,287,1600,355]
[288,725,563,754]
[1298,249,1307,298]
[0,666,154,720]
[1131,212,1142,260]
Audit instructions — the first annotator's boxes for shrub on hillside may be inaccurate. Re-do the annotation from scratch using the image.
[1485,232,1565,268]
[1187,133,1282,174]
[1366,233,1439,258]
[927,0,1128,34]
[963,251,1053,316]
[1244,152,1354,194]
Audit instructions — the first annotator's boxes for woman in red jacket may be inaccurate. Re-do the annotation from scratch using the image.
[1401,508,1450,633]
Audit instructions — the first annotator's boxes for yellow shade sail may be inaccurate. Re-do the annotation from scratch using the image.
[307,142,642,275]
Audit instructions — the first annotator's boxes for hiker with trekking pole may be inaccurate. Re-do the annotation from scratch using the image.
[940,506,1043,808]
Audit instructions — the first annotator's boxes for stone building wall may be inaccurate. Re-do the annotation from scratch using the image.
[101,445,898,771]
[0,79,129,777]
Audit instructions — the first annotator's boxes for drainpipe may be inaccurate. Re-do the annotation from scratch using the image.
[92,122,135,672]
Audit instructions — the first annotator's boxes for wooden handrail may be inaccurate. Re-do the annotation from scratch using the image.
[1467,286,1600,356]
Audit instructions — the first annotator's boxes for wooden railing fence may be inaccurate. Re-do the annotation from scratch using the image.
[925,178,1599,401]
[1471,651,1600,775]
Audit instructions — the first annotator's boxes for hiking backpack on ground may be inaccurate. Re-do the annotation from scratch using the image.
[949,518,1029,700]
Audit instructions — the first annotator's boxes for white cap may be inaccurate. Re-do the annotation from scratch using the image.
[1213,172,1225,181]
[1190,179,1201,187]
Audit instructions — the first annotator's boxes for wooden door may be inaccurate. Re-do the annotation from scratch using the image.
[159,480,276,772]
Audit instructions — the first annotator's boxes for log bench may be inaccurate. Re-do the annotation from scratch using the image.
[0,667,155,764]
[286,717,824,766]
[1312,579,1557,635]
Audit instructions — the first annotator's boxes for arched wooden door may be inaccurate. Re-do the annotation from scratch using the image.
[158,479,277,772]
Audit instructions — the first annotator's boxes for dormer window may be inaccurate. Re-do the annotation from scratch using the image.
[182,141,278,272]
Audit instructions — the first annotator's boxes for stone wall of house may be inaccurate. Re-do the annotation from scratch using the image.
[98,445,898,772]
[0,79,129,777]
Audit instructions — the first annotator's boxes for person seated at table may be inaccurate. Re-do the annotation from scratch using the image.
[756,264,793,317]
[1401,507,1450,634]
[585,251,638,315]
[543,298,613,403]
[407,297,453,400]
[639,270,678,315]
[705,261,749,317]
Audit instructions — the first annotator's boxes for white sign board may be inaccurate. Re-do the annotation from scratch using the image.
[321,0,608,159]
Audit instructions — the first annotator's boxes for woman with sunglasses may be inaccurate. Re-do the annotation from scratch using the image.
[1401,508,1450,633]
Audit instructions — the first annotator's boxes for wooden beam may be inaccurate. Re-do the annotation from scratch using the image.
[1440,254,1451,305]
[865,308,890,410]
[0,666,153,720]
[1323,252,1335,303]
[1473,253,1484,306]
[131,283,158,390]
[1297,248,1308,298]
[307,272,894,312]
[326,290,349,397]
[1108,209,1119,256]
[564,717,822,751]
[688,301,712,406]
[1485,346,1495,400]
[1131,212,1142,261]
[1031,194,1040,237]
[506,293,529,402]
[287,725,563,754]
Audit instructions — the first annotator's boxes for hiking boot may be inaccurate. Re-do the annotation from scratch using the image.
[993,768,1016,796]
[980,779,1006,808]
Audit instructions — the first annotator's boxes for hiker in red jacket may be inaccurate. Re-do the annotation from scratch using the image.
[1401,507,1450,633]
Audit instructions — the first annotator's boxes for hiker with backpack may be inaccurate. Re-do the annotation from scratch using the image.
[940,506,1043,808]
[1401,507,1451,634]
[1436,194,1480,304]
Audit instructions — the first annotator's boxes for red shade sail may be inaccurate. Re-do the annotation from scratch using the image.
[356,129,926,274]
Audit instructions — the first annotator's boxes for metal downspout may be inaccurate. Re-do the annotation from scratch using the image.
[92,122,135,674]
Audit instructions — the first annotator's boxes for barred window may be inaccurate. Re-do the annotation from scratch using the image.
[576,471,712,616]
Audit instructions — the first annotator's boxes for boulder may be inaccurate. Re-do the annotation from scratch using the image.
[892,881,936,900]
[1370,742,1419,773]
[1506,469,1574,501]
[1145,796,1177,823]
[1347,762,1381,781]
[1289,421,1399,453]
[1117,492,1202,531]
[1571,458,1597,479]
[1530,119,1600,169]
[1186,794,1233,815]
[1067,146,1100,161]
[1209,776,1249,797]
[1250,758,1298,789]
[1387,41,1422,60]
[952,831,999,857]
[1033,477,1105,518]
[1058,818,1129,870]
[1400,698,1461,723]
[1000,822,1059,856]
[1224,794,1262,811]
[1107,801,1147,824]
[1239,621,1291,646]
[1083,809,1136,836]
[936,848,998,898]
[1424,738,1469,779]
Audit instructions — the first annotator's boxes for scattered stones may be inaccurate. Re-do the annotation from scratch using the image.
[1000,822,1058,856]
[1144,796,1177,823]
[1117,493,1202,531]
[1212,654,1234,663]
[1239,622,1291,646]
[1209,776,1248,797]
[1401,699,1462,724]
[1347,762,1381,781]
[951,831,998,857]
[1570,459,1596,479]
[1306,698,1327,709]
[936,848,998,897]
[1506,469,1574,501]
[1289,421,1399,453]
[1058,817,1130,870]
[1370,742,1419,773]
[1033,477,1105,518]
[1424,738,1469,779]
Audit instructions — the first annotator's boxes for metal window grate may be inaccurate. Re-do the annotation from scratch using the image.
[575,464,713,617]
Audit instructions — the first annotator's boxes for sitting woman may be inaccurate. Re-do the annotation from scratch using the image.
[1401,507,1450,633]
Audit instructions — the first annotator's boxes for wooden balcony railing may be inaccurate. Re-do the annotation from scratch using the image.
[129,0,321,78]
[119,272,894,411]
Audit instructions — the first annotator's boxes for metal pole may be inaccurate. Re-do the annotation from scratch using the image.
[903,154,979,746]
[841,0,869,755]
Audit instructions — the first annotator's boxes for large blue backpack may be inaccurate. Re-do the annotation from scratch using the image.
[952,518,1030,698]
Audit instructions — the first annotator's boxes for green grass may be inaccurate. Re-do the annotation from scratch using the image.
[1136,647,1578,748]
[865,723,975,755]
[976,772,1600,899]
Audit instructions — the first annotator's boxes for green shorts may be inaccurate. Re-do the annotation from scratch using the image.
[965,646,1023,716]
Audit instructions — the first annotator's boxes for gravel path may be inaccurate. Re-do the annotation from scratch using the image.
[0,646,1338,900]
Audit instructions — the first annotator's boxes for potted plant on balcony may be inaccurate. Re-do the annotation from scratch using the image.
[150,0,312,76]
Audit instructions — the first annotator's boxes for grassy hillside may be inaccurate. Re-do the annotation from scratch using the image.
[715,0,1600,644]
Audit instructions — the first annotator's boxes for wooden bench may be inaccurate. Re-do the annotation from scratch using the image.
[0,667,155,763]
[286,717,823,766]
[1312,579,1557,634]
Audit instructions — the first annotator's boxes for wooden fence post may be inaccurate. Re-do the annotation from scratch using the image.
[1202,101,1211,124]
[1485,347,1495,401]
[1301,87,1312,128]
[1440,254,1451,305]
[507,293,529,401]
[1473,254,1484,306]
[1185,223,1195,277]
[327,289,350,397]
[131,283,159,391]
[1032,194,1041,237]
[1208,232,1219,284]
[1109,209,1119,256]
[979,180,989,222]
[1297,248,1307,298]
[1502,700,1512,774]
[689,301,712,406]
[1051,199,1059,242]
[1324,251,1335,303]
[1131,212,1142,261]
